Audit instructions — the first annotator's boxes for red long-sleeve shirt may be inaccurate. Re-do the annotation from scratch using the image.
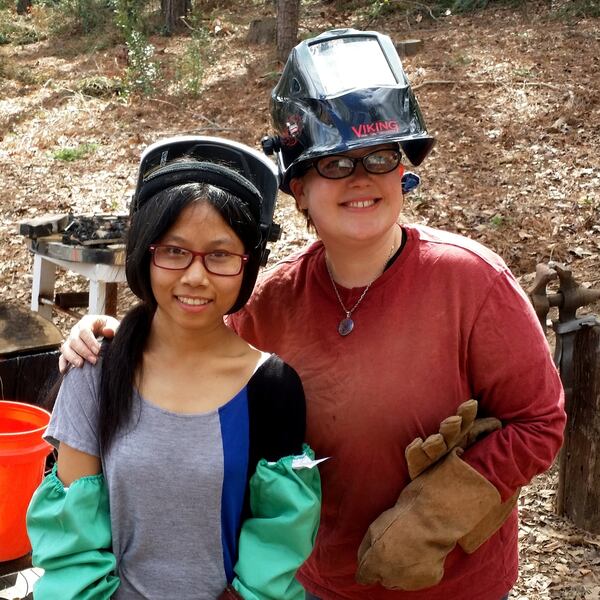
[229,224,565,600]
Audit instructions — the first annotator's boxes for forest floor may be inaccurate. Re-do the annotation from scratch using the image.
[0,0,599,597]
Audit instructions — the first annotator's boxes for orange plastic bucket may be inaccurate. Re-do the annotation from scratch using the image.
[0,400,52,561]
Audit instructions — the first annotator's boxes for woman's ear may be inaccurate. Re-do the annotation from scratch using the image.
[289,177,307,210]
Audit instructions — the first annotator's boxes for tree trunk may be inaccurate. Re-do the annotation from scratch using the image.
[163,0,190,34]
[16,0,32,15]
[557,324,600,533]
[276,0,300,63]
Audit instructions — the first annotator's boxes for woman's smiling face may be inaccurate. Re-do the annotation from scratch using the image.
[149,200,246,332]
[289,144,405,247]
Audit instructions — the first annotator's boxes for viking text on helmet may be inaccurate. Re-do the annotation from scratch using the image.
[352,120,400,137]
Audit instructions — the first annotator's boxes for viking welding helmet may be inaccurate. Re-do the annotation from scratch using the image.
[132,135,281,312]
[263,28,435,194]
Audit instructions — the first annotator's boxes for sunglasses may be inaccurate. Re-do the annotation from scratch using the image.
[149,245,249,276]
[313,147,402,180]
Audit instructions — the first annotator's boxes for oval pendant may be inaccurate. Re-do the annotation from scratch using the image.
[338,317,354,336]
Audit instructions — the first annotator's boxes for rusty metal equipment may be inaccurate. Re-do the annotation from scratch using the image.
[528,262,600,531]
[528,262,600,401]
[19,214,127,321]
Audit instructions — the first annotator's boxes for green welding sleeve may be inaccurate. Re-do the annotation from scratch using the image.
[232,444,322,600]
[26,464,120,600]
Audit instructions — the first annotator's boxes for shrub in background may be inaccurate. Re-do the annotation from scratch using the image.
[176,14,210,97]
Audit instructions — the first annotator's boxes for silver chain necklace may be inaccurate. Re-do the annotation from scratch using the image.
[326,239,396,337]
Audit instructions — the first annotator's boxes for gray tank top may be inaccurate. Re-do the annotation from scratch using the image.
[46,356,271,599]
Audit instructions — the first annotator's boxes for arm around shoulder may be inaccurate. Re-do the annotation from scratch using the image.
[59,314,120,371]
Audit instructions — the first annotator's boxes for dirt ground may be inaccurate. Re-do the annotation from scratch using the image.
[0,0,599,597]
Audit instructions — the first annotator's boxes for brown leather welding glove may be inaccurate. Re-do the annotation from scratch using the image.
[456,413,520,553]
[405,400,520,554]
[405,400,519,554]
[356,448,501,591]
[217,585,244,600]
[458,487,520,553]
[405,400,500,479]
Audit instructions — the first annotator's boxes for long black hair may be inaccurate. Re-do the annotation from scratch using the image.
[99,180,261,453]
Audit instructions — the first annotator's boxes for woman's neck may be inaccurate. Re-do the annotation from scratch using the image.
[324,224,402,289]
[139,310,259,414]
[146,310,241,360]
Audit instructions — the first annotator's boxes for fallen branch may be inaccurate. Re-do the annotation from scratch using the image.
[150,98,179,109]
[193,112,234,130]
[518,82,564,91]
[413,79,458,90]
[180,17,195,32]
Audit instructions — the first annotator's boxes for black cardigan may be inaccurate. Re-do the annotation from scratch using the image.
[245,354,306,506]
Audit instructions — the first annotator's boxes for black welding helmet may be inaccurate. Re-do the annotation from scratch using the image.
[131,136,281,312]
[263,28,435,194]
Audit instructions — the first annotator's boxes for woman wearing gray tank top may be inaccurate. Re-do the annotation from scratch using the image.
[26,136,322,600]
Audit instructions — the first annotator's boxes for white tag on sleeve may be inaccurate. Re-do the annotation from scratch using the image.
[292,455,330,470]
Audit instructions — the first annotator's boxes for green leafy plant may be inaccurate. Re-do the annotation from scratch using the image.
[113,0,144,33]
[52,142,98,161]
[39,0,115,36]
[1,64,45,85]
[0,11,43,45]
[365,0,396,19]
[113,0,159,96]
[176,18,210,97]
[489,214,505,228]
[67,0,109,33]
[553,0,600,19]
[14,26,43,44]
[124,29,159,95]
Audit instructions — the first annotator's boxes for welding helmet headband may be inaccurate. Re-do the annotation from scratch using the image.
[265,28,436,194]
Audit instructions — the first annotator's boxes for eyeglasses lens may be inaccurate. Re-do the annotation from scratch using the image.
[317,156,355,179]
[205,253,244,276]
[365,151,400,173]
[152,246,244,276]
[315,149,401,179]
